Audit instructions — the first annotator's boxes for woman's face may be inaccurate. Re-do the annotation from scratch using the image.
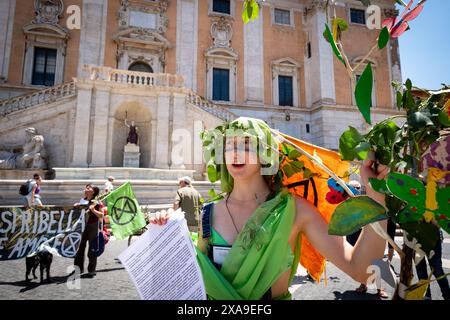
[84,185,94,198]
[225,136,261,181]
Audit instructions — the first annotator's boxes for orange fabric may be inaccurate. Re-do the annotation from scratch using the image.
[280,133,351,282]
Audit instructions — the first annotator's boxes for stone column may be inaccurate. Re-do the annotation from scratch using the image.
[304,0,336,107]
[70,83,93,167]
[176,0,198,90]
[244,6,264,104]
[154,92,171,168]
[171,93,188,169]
[89,86,111,167]
[77,0,108,76]
[0,0,15,83]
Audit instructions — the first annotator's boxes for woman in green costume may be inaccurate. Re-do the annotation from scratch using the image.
[151,117,388,300]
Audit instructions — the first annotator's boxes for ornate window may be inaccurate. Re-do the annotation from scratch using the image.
[205,16,237,102]
[278,75,293,106]
[206,48,237,103]
[115,0,171,72]
[273,8,294,27]
[128,61,153,73]
[213,0,230,15]
[271,58,301,107]
[350,8,366,25]
[209,0,235,18]
[22,0,69,86]
[212,68,230,101]
[32,47,57,86]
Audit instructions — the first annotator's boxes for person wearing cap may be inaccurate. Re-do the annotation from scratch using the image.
[173,176,202,232]
[104,176,114,194]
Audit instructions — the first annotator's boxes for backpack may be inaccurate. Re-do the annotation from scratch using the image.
[19,180,32,196]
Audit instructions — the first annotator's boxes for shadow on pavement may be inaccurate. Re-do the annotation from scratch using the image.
[0,275,71,293]
[95,267,125,273]
[333,290,383,300]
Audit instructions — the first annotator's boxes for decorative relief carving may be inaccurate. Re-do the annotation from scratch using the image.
[210,16,233,48]
[33,0,64,25]
[118,0,169,34]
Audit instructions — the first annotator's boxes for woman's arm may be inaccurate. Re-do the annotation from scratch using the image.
[296,160,389,284]
[89,204,104,220]
[31,184,37,206]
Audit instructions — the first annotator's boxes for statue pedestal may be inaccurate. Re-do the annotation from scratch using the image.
[123,143,140,168]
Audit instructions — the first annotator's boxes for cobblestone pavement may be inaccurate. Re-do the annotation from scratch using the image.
[0,233,448,300]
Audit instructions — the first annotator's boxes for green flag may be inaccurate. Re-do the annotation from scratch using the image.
[105,182,146,240]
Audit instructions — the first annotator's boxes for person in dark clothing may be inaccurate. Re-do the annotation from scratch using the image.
[415,227,450,300]
[345,181,394,299]
[73,184,104,278]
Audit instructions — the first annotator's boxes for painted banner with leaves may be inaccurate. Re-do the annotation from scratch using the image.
[0,206,87,260]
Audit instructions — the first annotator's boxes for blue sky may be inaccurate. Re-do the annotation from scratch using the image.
[397,0,450,90]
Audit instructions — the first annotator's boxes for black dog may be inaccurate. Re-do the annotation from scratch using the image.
[25,250,53,283]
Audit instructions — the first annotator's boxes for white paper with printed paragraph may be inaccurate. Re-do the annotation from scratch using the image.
[118,209,206,300]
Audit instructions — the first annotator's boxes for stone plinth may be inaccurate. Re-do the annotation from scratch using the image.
[0,169,54,180]
[0,179,220,207]
[52,167,196,180]
[123,143,140,168]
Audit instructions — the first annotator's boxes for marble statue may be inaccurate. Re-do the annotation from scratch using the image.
[0,127,48,169]
[125,118,139,145]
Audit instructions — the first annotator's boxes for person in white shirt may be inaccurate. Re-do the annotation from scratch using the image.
[104,176,114,194]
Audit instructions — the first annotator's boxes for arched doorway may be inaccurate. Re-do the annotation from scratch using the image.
[128,61,153,73]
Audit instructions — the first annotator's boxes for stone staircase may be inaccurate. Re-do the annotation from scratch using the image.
[0,81,76,116]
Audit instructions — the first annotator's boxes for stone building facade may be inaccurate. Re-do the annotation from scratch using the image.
[0,0,403,175]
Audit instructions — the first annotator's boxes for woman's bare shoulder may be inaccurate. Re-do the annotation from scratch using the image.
[293,195,322,230]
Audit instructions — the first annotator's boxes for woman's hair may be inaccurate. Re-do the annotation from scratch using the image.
[202,117,282,197]
[84,184,100,201]
[92,186,100,199]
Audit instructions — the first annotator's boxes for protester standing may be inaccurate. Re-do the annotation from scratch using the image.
[23,173,43,208]
[173,176,202,232]
[74,184,104,277]
[415,227,450,300]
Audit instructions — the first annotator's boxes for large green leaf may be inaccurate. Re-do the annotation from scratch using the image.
[386,173,426,206]
[339,126,371,161]
[324,24,345,65]
[399,221,440,256]
[408,111,434,128]
[207,161,218,182]
[288,149,302,160]
[436,187,450,234]
[438,109,450,126]
[242,0,259,24]
[368,178,390,194]
[355,63,373,124]
[378,26,390,49]
[328,196,387,236]
[387,173,426,222]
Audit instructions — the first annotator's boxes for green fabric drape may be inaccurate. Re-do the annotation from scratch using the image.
[196,190,299,300]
